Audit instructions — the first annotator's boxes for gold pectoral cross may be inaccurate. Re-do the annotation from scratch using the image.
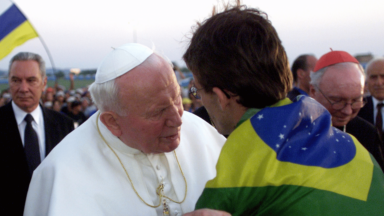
[163,199,170,216]
[157,182,170,216]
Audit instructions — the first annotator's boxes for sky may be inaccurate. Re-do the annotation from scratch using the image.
[1,0,384,71]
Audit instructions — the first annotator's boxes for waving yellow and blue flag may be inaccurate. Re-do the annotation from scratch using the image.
[0,1,38,60]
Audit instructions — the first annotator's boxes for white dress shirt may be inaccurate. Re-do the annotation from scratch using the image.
[12,101,46,161]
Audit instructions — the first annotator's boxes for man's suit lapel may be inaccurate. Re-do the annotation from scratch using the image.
[1,102,30,176]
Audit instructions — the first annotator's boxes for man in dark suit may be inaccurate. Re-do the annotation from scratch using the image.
[309,50,384,171]
[358,95,375,124]
[0,52,74,215]
[287,54,317,101]
[358,58,384,134]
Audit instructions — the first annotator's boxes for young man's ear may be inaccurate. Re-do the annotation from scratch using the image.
[212,87,231,110]
[100,112,122,137]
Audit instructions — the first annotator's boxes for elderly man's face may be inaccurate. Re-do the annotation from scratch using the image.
[367,60,384,101]
[9,60,47,113]
[115,56,183,154]
[310,63,364,127]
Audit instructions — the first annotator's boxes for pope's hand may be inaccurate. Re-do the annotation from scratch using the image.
[183,209,231,216]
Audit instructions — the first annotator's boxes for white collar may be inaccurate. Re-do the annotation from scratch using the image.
[12,101,43,126]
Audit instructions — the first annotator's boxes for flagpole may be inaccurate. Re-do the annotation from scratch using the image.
[12,0,57,76]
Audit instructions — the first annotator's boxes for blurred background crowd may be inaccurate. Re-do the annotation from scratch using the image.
[0,63,203,128]
[0,53,380,129]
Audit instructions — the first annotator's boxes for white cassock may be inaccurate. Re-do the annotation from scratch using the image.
[24,111,225,216]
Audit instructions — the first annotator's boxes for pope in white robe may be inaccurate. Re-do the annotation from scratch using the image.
[24,43,226,216]
[24,111,224,216]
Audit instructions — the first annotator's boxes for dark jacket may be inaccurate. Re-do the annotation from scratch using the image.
[358,96,375,125]
[0,102,74,215]
[336,115,384,171]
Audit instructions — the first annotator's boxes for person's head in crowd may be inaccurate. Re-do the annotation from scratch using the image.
[365,57,384,101]
[44,101,52,109]
[291,54,317,93]
[80,97,90,111]
[70,100,82,115]
[76,88,84,96]
[183,4,291,135]
[66,96,76,112]
[89,43,183,154]
[74,93,82,101]
[8,52,47,113]
[309,50,365,127]
[44,87,54,103]
[46,87,54,94]
[55,91,65,103]
[52,100,62,112]
[57,84,66,92]
[64,90,71,100]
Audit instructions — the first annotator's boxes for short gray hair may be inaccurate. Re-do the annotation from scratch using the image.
[310,62,365,87]
[9,52,46,78]
[365,57,384,75]
[88,79,125,116]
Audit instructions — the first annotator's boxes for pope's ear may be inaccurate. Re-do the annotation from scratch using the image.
[99,112,122,137]
[212,87,231,110]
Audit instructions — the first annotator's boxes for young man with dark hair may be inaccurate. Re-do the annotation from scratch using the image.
[183,1,384,215]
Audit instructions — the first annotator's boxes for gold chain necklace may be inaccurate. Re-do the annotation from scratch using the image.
[96,113,188,212]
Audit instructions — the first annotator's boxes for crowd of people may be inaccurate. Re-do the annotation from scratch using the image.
[1,1,384,216]
[40,74,97,127]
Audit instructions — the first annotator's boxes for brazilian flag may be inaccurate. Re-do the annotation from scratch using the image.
[196,96,384,215]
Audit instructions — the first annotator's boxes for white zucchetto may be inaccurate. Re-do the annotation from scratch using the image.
[95,43,154,83]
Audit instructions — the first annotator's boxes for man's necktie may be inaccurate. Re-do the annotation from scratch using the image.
[376,103,384,134]
[24,114,41,173]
